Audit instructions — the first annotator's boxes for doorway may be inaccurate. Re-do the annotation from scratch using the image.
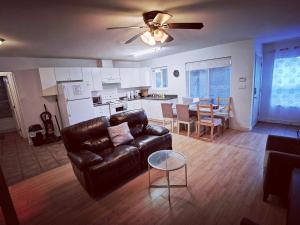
[0,77,16,133]
[0,73,24,137]
[252,54,262,128]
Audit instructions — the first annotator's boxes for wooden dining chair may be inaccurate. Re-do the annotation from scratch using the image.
[176,104,196,137]
[182,97,194,105]
[198,98,213,105]
[161,103,177,132]
[196,104,222,142]
[216,97,232,130]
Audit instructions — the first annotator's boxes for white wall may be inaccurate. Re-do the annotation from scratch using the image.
[0,57,97,138]
[141,40,255,131]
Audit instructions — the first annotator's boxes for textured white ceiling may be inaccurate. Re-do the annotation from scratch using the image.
[0,0,300,60]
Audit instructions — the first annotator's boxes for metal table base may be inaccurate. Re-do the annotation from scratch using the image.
[148,164,188,202]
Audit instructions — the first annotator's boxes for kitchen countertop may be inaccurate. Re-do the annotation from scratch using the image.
[120,95,178,101]
[93,103,109,107]
[141,95,178,101]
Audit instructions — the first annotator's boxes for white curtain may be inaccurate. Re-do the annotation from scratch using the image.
[259,45,300,125]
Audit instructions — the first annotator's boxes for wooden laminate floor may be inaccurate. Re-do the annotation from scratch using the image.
[0,126,289,225]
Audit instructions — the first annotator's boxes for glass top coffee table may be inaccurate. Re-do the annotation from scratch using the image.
[147,150,187,202]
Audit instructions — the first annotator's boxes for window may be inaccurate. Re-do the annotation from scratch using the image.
[187,66,231,103]
[153,67,168,89]
[271,57,300,108]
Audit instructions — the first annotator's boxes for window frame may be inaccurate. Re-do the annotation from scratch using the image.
[152,67,168,90]
[187,66,231,100]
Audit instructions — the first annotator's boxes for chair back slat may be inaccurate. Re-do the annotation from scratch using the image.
[198,98,213,105]
[197,104,214,124]
[176,104,190,122]
[217,97,232,116]
[161,103,174,119]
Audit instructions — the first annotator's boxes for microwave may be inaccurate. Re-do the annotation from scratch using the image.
[92,96,102,105]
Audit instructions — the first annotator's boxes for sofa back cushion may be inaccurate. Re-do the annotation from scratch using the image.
[109,109,148,138]
[61,116,112,153]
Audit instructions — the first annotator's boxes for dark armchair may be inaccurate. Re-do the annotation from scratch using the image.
[263,135,300,201]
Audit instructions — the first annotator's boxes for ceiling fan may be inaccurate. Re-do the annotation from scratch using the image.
[107,10,204,46]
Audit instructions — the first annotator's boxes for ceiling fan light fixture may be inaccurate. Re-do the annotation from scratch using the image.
[0,38,5,45]
[160,32,169,43]
[141,31,156,46]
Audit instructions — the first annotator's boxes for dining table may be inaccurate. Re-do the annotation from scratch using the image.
[188,103,228,117]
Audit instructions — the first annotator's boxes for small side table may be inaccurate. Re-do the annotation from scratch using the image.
[147,150,187,202]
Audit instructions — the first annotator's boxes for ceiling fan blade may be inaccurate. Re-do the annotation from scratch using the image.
[107,26,146,30]
[124,31,145,44]
[167,23,204,29]
[161,30,174,43]
[152,12,172,25]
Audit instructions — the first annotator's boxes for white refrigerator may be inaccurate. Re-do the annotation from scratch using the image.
[57,82,95,127]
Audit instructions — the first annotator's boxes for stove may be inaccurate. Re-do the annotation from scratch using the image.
[101,90,127,115]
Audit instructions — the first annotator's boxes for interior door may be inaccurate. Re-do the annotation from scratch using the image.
[0,77,17,133]
[252,55,262,127]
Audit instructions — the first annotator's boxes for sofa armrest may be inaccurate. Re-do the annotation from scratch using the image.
[68,150,103,170]
[144,124,169,136]
[266,135,300,155]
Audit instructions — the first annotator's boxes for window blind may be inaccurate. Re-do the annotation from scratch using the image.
[186,57,231,71]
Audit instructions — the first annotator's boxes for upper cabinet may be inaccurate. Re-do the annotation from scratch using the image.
[54,67,83,82]
[39,68,58,96]
[82,68,103,91]
[120,67,151,88]
[139,67,151,87]
[101,68,120,83]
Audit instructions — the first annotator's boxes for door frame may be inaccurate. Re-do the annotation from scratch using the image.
[251,54,263,128]
[0,72,26,137]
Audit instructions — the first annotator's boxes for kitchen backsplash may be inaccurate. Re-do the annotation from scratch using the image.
[91,83,142,98]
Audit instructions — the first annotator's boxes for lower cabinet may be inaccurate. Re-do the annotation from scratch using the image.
[141,99,177,121]
[126,100,142,111]
[93,105,110,118]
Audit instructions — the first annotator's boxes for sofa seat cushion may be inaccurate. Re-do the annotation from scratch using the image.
[88,145,140,176]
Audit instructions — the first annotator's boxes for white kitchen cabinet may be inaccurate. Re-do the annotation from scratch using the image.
[101,68,120,83]
[39,68,58,96]
[94,105,110,118]
[70,67,84,80]
[127,100,142,111]
[120,68,151,88]
[91,68,103,90]
[141,100,151,117]
[55,67,83,81]
[55,68,70,81]
[139,67,151,87]
[82,68,103,91]
[82,68,93,90]
[120,68,140,88]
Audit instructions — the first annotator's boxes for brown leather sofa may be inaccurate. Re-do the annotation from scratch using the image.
[61,109,172,197]
[263,135,300,201]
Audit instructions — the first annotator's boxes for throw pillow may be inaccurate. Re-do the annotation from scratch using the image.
[107,122,134,147]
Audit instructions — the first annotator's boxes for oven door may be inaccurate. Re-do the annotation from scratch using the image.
[110,104,127,115]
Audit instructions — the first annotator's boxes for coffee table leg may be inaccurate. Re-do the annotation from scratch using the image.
[166,170,170,202]
[185,164,188,186]
[148,164,151,187]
